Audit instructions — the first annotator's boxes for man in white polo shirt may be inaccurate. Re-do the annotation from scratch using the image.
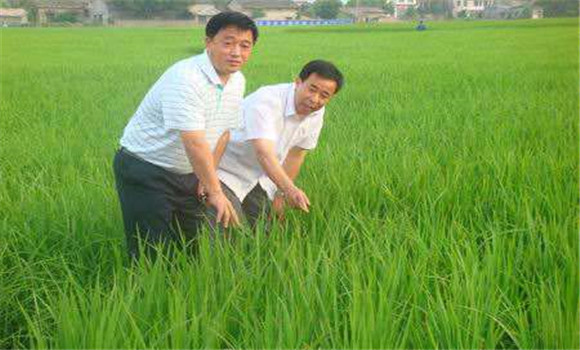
[113,12,257,259]
[218,60,344,227]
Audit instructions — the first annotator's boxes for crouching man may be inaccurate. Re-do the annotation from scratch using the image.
[113,12,258,260]
[217,60,344,227]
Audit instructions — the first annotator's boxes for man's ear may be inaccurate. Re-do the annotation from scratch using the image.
[205,37,211,47]
[294,77,302,85]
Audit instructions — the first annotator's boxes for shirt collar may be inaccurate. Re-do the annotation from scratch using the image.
[285,83,297,118]
[199,50,224,87]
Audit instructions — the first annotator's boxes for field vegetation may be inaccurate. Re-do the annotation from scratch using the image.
[0,18,578,348]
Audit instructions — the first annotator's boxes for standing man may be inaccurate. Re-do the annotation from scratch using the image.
[217,60,344,227]
[113,12,258,259]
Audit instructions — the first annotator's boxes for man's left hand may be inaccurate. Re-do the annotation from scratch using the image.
[272,194,286,221]
[196,182,207,201]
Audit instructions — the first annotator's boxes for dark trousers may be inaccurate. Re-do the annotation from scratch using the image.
[222,183,271,230]
[113,148,203,260]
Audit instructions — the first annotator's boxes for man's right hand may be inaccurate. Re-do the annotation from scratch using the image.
[284,186,310,213]
[206,190,240,228]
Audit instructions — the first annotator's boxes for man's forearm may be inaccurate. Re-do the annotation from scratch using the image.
[212,131,230,169]
[256,149,295,192]
[281,148,307,182]
[181,131,223,195]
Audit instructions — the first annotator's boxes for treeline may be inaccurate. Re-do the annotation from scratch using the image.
[344,0,579,18]
[535,0,578,17]
[106,0,195,19]
[0,0,577,19]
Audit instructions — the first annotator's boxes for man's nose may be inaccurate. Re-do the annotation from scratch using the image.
[230,44,241,56]
[311,93,320,105]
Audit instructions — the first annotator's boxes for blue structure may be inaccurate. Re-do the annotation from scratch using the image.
[256,19,355,26]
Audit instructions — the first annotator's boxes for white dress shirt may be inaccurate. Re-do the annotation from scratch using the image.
[218,83,324,201]
[120,51,245,174]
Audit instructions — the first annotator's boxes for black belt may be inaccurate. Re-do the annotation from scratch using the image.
[120,147,147,162]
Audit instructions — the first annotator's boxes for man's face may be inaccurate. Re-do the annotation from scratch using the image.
[205,25,254,78]
[294,73,338,117]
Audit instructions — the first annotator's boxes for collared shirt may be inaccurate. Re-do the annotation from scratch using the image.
[218,83,324,201]
[120,51,244,174]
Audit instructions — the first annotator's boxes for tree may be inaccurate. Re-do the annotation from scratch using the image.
[250,8,265,19]
[402,5,417,19]
[108,0,194,19]
[52,12,79,22]
[313,0,342,19]
[297,3,315,19]
[535,0,579,17]
[416,0,453,18]
[345,0,383,6]
[3,0,34,8]
[210,0,229,11]
[383,1,395,15]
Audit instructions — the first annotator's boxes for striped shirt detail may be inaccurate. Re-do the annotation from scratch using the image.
[120,52,244,174]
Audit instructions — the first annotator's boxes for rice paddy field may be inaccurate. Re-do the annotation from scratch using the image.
[1,18,578,348]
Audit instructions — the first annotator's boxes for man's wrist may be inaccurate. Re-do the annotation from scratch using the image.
[206,187,224,197]
[280,182,296,195]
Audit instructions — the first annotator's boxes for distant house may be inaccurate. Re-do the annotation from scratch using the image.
[393,0,417,19]
[189,0,300,22]
[531,6,543,19]
[0,8,28,26]
[482,3,528,19]
[188,1,221,25]
[230,0,299,20]
[452,0,495,17]
[32,0,109,25]
[87,0,109,24]
[342,6,392,23]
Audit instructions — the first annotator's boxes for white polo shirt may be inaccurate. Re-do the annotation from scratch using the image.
[120,51,244,174]
[218,83,324,201]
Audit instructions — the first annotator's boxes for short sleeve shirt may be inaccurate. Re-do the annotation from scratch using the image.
[218,83,324,201]
[120,51,245,174]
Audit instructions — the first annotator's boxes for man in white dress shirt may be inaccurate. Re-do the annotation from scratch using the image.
[113,12,257,259]
[218,60,344,227]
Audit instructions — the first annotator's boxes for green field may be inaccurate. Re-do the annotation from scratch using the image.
[1,18,578,348]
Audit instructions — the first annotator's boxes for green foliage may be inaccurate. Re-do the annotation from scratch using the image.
[210,0,229,11]
[346,0,384,6]
[0,19,578,348]
[402,5,417,19]
[250,8,265,19]
[51,12,79,23]
[536,0,579,17]
[2,0,33,9]
[520,5,532,19]
[108,0,194,19]
[383,1,395,15]
[416,0,454,17]
[312,0,342,19]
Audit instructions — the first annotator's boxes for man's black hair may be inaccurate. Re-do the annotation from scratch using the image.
[206,11,259,43]
[299,60,344,94]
